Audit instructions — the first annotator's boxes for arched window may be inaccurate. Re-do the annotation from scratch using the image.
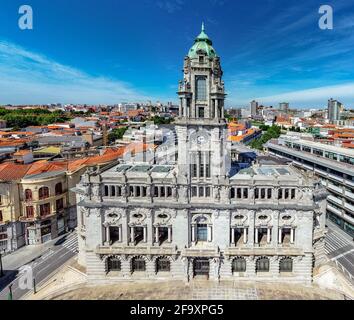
[279,258,293,272]
[132,257,146,272]
[25,189,33,201]
[256,257,270,272]
[55,183,63,195]
[107,257,121,272]
[232,257,246,273]
[156,257,171,272]
[39,187,49,200]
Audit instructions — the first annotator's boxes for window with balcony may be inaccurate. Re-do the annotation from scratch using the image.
[196,224,208,242]
[155,226,170,244]
[109,226,120,244]
[39,203,51,217]
[55,183,63,195]
[26,206,34,218]
[56,198,64,211]
[25,189,33,201]
[39,187,49,200]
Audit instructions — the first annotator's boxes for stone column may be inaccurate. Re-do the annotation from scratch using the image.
[243,228,247,244]
[267,228,271,244]
[182,98,186,117]
[105,226,110,245]
[191,225,196,243]
[118,225,122,242]
[143,226,147,243]
[168,227,172,242]
[255,228,259,244]
[203,152,207,179]
[155,226,159,244]
[179,98,182,117]
[231,228,235,244]
[290,228,295,244]
[278,228,282,244]
[197,152,200,179]
[248,213,255,246]
[208,225,212,242]
[130,227,135,244]
[214,99,219,119]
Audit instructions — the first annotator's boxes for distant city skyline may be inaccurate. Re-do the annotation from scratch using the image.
[1,0,354,108]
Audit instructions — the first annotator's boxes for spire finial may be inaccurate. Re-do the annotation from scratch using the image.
[202,22,205,32]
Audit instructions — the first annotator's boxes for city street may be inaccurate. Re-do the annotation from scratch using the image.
[0,231,78,300]
[325,221,354,284]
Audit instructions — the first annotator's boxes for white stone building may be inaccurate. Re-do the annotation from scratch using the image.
[74,25,327,284]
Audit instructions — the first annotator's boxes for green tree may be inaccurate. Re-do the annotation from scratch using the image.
[108,127,128,143]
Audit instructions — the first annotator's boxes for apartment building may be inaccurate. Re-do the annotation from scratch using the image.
[266,135,354,236]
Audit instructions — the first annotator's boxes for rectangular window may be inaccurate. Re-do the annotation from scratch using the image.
[197,224,208,242]
[39,203,51,217]
[198,107,205,118]
[238,188,243,199]
[243,188,248,199]
[196,76,207,101]
[0,210,2,222]
[192,187,198,197]
[255,189,259,199]
[278,189,283,200]
[267,189,272,199]
[199,187,204,197]
[109,226,120,243]
[56,198,64,211]
[26,206,34,218]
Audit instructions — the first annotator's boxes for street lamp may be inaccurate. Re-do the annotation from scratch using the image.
[8,284,13,300]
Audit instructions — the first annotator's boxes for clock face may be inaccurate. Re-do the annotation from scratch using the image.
[190,130,210,146]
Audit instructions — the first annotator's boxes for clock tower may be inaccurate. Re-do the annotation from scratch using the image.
[176,24,230,185]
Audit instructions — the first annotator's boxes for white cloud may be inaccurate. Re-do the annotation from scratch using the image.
[256,83,354,107]
[0,41,151,105]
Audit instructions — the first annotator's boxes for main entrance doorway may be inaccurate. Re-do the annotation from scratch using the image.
[193,258,210,278]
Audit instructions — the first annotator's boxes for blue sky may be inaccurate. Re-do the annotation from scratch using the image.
[0,0,354,108]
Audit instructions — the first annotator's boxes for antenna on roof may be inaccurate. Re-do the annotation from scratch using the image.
[202,22,205,32]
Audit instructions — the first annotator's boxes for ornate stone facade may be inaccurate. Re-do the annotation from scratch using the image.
[75,25,327,285]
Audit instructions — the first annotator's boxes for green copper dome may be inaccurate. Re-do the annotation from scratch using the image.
[188,23,217,59]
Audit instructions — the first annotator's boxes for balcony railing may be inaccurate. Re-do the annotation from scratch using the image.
[328,195,343,206]
[345,190,354,201]
[344,202,354,213]
[327,204,342,216]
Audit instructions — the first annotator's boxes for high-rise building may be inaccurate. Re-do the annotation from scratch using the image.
[250,100,258,116]
[279,102,289,113]
[328,98,342,123]
[74,25,327,284]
